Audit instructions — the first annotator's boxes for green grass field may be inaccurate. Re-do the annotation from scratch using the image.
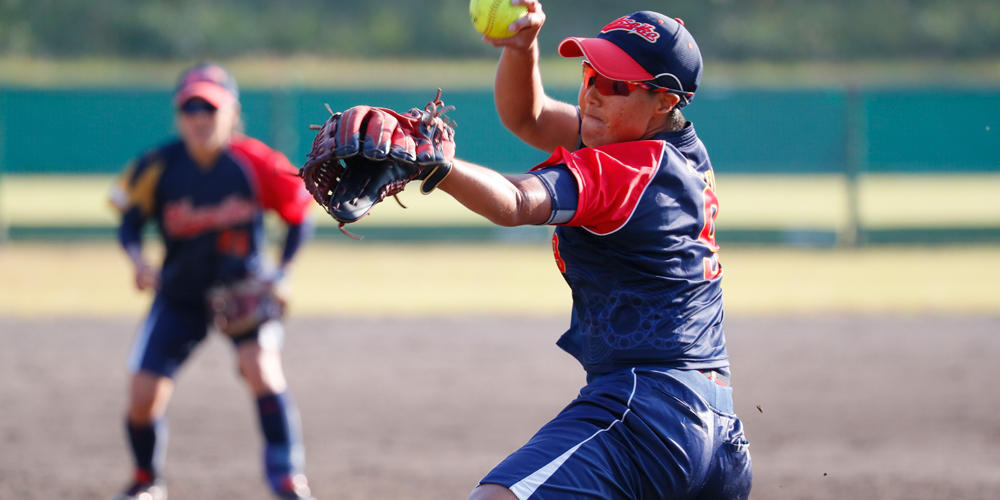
[4,173,1000,231]
[2,173,998,318]
[1,241,998,318]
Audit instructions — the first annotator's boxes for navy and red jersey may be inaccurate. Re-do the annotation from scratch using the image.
[112,135,312,304]
[530,124,728,377]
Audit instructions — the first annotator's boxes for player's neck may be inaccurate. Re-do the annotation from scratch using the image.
[186,144,224,169]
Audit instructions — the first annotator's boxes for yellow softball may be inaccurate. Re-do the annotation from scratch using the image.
[469,0,528,39]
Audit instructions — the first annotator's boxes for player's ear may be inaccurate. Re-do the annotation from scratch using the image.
[653,91,681,116]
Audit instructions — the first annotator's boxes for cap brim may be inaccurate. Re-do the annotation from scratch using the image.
[173,81,235,108]
[558,37,653,82]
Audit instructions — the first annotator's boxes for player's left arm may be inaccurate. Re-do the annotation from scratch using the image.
[448,142,658,234]
[437,158,553,227]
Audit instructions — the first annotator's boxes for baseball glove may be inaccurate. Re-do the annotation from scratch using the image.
[299,89,456,238]
[206,277,285,337]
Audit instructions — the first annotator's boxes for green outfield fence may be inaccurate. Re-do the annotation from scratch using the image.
[0,86,998,245]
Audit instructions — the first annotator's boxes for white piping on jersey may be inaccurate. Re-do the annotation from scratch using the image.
[581,143,667,237]
[128,301,161,372]
[508,368,640,499]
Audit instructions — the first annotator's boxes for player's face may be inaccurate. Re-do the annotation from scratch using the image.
[577,63,673,147]
[176,98,238,155]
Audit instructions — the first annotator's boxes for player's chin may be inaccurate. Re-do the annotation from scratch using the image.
[190,133,226,151]
[580,120,610,148]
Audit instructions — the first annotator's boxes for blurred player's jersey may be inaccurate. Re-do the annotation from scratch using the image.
[112,135,311,304]
[531,125,728,377]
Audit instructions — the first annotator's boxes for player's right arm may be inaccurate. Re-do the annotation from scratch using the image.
[488,0,579,153]
[109,154,163,291]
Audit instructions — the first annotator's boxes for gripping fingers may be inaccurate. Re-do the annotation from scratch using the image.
[485,0,545,48]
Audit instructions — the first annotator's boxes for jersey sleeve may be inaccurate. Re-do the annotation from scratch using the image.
[530,142,664,234]
[231,136,313,225]
[529,166,579,225]
[109,151,164,218]
[110,151,165,250]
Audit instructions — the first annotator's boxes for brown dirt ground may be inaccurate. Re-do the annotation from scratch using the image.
[2,314,999,500]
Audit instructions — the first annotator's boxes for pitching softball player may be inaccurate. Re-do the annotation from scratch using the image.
[108,62,316,500]
[444,5,753,499]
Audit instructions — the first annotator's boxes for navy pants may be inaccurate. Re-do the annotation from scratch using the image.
[481,367,752,499]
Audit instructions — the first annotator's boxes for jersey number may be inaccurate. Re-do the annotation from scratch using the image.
[552,186,721,279]
[699,185,722,280]
[217,229,249,257]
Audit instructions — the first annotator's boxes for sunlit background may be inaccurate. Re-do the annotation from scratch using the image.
[1,1,998,499]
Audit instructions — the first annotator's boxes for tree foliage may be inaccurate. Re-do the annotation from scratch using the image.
[1,0,999,61]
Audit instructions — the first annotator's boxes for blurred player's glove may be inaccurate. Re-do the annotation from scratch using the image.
[206,276,286,337]
[299,89,456,238]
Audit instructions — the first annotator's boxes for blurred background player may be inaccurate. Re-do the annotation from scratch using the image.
[447,3,752,498]
[108,62,316,500]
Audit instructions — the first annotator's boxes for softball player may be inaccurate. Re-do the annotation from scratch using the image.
[442,5,753,499]
[109,63,317,500]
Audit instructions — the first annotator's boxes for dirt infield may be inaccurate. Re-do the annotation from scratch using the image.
[2,314,999,500]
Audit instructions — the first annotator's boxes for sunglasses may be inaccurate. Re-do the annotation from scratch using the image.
[179,99,218,115]
[581,61,667,97]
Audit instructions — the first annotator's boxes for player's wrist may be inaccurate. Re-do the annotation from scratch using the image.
[273,265,289,282]
[130,256,151,272]
[416,162,453,195]
[123,243,152,270]
[500,41,539,66]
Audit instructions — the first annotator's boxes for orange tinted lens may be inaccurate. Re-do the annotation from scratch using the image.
[582,62,597,89]
[581,61,632,97]
[608,80,632,96]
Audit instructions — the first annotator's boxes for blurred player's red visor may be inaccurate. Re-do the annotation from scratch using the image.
[173,81,236,109]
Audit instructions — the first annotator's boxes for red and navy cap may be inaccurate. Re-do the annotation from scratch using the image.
[173,62,240,109]
[558,11,702,107]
